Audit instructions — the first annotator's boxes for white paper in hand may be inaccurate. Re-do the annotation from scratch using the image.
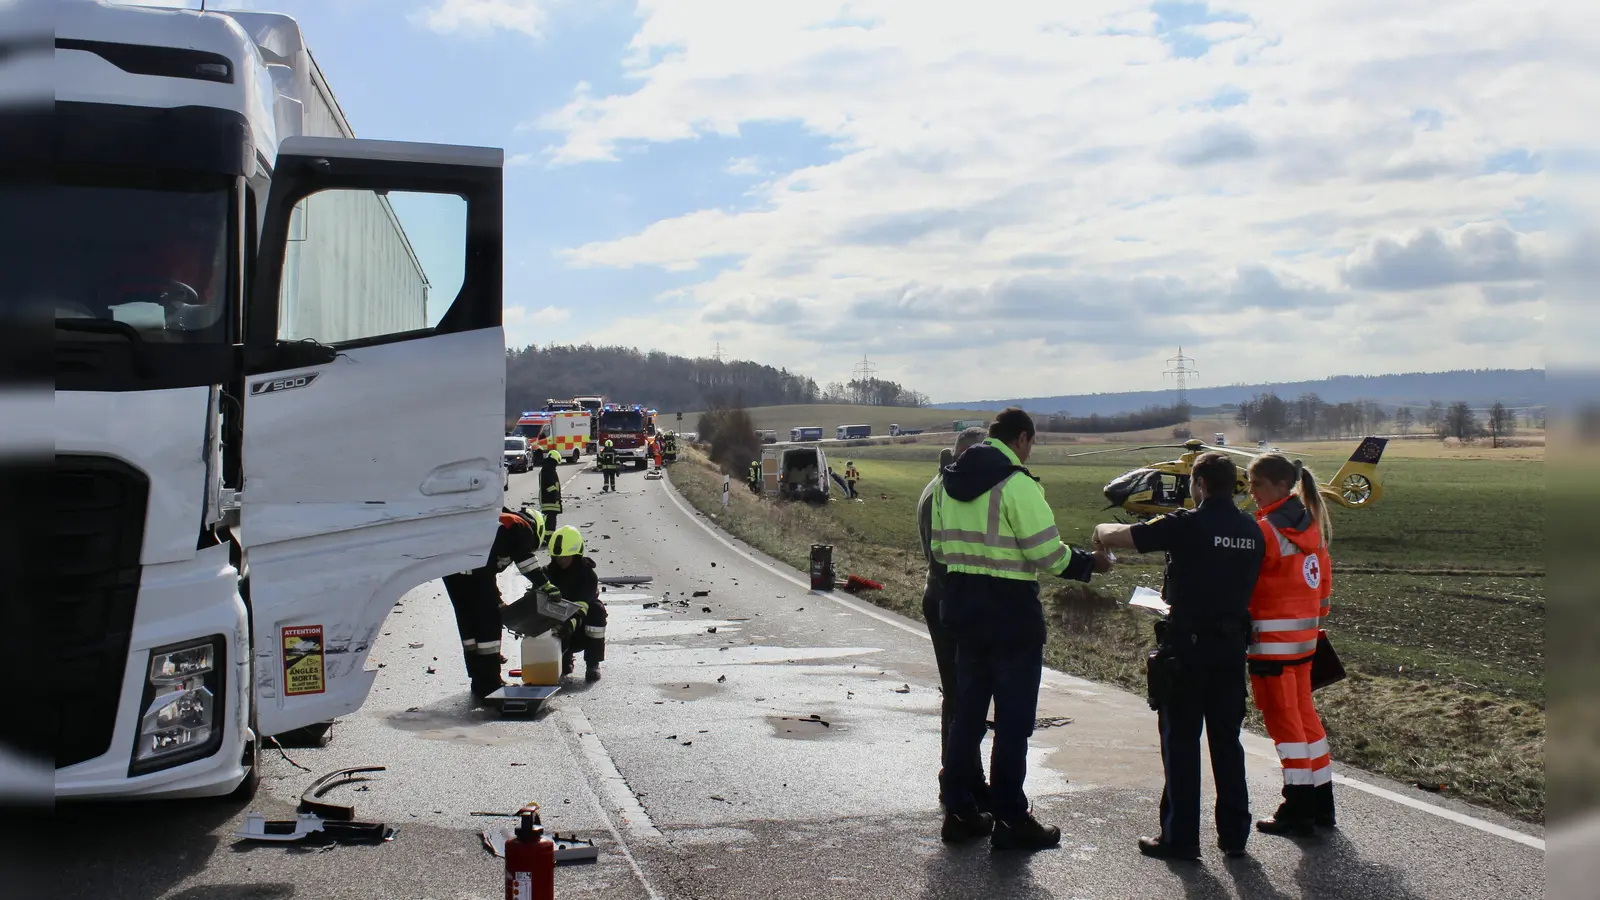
[1129,585,1170,615]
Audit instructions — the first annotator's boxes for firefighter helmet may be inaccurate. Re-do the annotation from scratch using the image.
[547,450,561,463]
[549,525,584,558]
[605,440,614,448]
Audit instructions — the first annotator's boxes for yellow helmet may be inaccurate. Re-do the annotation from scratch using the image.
[549,525,584,558]
[547,450,561,463]
[605,440,614,448]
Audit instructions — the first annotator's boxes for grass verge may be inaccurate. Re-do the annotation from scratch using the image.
[668,445,1546,823]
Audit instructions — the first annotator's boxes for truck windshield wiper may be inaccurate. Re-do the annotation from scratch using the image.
[56,317,155,376]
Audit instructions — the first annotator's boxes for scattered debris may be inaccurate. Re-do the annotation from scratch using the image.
[1035,716,1073,729]
[893,684,911,694]
[666,735,677,740]
[481,826,598,863]
[300,765,387,820]
[717,675,727,683]
[266,735,312,773]
[710,562,717,568]
[702,606,712,613]
[407,642,424,649]
[236,811,395,846]
[425,667,436,675]
[680,741,693,746]
[642,602,660,609]
[692,590,710,597]
[1414,782,1448,793]
[707,627,718,634]
[710,795,730,803]
[842,575,885,593]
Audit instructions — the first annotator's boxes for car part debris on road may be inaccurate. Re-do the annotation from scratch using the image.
[235,811,397,846]
[300,765,387,820]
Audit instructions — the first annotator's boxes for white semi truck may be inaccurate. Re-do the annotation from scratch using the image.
[31,1,506,801]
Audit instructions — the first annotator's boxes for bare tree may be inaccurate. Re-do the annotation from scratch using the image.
[1394,407,1415,436]
[1442,401,1481,443]
[1422,400,1445,431]
[1488,402,1516,448]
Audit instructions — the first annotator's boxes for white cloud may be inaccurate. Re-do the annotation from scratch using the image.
[724,156,762,176]
[414,0,549,38]
[504,304,571,349]
[529,0,1575,400]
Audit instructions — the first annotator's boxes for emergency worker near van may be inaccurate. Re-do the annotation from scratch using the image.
[539,450,562,534]
[747,459,762,494]
[442,507,544,700]
[1093,453,1264,860]
[1245,454,1336,835]
[931,407,1112,850]
[845,461,861,499]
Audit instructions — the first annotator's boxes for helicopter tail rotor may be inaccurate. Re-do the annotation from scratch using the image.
[1321,436,1388,509]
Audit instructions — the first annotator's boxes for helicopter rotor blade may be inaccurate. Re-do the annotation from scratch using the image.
[1061,444,1190,459]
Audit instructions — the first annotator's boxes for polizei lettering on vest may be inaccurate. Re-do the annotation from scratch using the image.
[1214,535,1258,550]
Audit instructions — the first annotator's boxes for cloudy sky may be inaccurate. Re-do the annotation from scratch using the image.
[128,0,1573,402]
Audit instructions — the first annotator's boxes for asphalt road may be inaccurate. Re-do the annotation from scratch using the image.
[12,462,1546,899]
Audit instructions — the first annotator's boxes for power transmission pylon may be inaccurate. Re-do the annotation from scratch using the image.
[711,342,724,364]
[851,354,878,405]
[1164,347,1198,408]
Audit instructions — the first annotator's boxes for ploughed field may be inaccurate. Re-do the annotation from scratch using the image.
[671,440,1546,823]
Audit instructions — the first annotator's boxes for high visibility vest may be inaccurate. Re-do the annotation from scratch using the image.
[1247,495,1331,661]
[930,439,1073,582]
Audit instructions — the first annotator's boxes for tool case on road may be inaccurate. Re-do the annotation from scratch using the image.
[501,590,582,638]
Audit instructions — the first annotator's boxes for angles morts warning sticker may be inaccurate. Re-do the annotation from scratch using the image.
[282,625,326,696]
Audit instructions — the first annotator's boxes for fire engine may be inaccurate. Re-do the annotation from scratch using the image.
[513,409,590,464]
[598,404,651,469]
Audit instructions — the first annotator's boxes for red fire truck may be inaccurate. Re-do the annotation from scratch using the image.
[598,404,651,469]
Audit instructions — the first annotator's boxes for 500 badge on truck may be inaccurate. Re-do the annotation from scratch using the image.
[250,373,320,395]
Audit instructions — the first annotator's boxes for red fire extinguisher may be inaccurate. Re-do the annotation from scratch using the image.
[505,803,555,900]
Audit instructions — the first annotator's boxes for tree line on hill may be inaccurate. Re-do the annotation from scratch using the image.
[1234,392,1536,446]
[504,345,927,416]
[1032,403,1191,434]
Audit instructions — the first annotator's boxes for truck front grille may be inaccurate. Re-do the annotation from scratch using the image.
[53,456,148,769]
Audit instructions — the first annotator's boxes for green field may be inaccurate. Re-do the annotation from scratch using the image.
[670,440,1547,821]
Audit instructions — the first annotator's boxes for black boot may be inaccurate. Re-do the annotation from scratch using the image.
[1314,782,1336,827]
[1138,836,1200,861]
[991,813,1061,851]
[941,811,993,843]
[585,664,601,682]
[1256,785,1316,837]
[468,654,503,700]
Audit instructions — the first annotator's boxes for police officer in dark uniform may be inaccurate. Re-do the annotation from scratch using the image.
[1094,452,1265,861]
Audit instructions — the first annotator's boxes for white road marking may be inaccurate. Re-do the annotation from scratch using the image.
[659,469,1548,852]
[558,705,661,839]
[558,719,665,899]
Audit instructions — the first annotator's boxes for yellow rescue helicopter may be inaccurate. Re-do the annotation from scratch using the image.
[1067,436,1388,520]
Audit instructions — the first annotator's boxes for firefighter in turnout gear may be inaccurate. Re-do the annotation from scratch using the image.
[598,440,620,492]
[747,459,762,494]
[930,408,1112,849]
[539,450,562,536]
[663,431,678,462]
[1245,454,1337,836]
[532,526,607,681]
[442,507,545,700]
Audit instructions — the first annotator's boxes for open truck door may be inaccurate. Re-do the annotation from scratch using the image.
[761,447,781,497]
[236,137,504,737]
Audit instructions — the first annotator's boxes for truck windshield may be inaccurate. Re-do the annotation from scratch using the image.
[600,412,644,432]
[41,176,232,343]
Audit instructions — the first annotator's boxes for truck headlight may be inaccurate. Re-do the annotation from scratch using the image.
[129,636,226,776]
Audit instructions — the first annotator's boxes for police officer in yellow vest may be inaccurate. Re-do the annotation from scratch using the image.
[931,407,1112,850]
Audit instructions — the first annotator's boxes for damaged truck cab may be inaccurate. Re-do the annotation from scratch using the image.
[44,1,505,800]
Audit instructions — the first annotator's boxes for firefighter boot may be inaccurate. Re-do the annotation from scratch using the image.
[468,654,504,701]
[1314,782,1337,828]
[586,664,601,682]
[991,813,1062,851]
[1256,786,1316,837]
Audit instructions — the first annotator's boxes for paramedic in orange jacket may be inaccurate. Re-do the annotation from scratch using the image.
[1245,454,1336,836]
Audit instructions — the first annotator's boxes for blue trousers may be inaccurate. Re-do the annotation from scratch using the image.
[939,638,1043,822]
[1157,652,1251,851]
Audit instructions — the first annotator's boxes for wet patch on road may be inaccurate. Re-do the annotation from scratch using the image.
[656,681,724,701]
[383,705,531,746]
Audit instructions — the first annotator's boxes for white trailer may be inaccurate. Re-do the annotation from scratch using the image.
[34,0,507,803]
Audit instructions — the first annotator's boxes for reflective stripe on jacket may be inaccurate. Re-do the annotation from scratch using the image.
[930,438,1079,582]
[1247,495,1331,661]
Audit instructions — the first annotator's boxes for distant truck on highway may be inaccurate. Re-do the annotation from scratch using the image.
[790,426,824,442]
[953,418,988,431]
[888,424,924,436]
[836,424,872,440]
[45,2,506,803]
